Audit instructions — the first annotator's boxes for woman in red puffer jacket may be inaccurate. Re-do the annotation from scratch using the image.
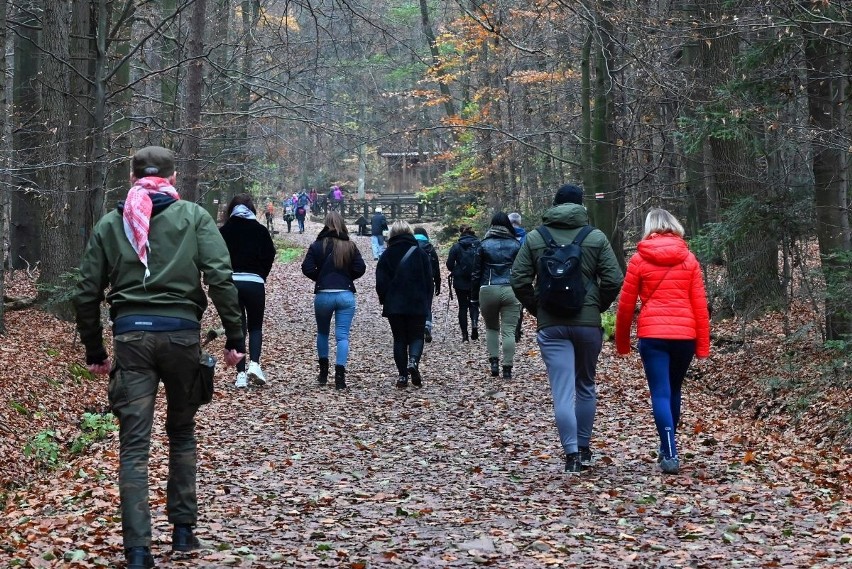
[615,208,710,475]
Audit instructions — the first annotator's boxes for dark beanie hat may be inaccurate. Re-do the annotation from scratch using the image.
[132,146,175,178]
[413,227,429,238]
[554,184,584,205]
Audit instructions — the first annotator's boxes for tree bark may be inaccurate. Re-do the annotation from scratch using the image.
[804,8,852,341]
[182,0,208,203]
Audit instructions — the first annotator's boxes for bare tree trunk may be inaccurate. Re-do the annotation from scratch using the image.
[804,10,852,341]
[182,0,207,203]
[39,0,76,320]
[10,1,42,270]
[0,0,8,331]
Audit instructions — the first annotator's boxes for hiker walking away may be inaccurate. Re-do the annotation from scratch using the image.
[283,203,295,233]
[219,194,276,388]
[370,206,389,260]
[301,211,366,389]
[508,212,527,342]
[72,146,245,569]
[471,212,522,379]
[264,201,275,231]
[511,184,623,474]
[295,190,310,233]
[331,185,345,212]
[445,226,481,342]
[414,226,441,343]
[376,220,434,389]
[615,208,710,475]
[309,188,319,214]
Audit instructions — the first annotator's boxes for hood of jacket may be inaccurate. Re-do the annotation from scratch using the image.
[484,225,516,240]
[388,233,419,248]
[540,203,589,229]
[457,233,480,249]
[636,233,690,267]
[116,191,177,215]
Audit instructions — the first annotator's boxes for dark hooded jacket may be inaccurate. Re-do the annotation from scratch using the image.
[375,233,433,317]
[219,216,276,279]
[511,203,624,329]
[446,233,480,290]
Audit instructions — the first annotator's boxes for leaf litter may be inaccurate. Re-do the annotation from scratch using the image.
[0,218,850,567]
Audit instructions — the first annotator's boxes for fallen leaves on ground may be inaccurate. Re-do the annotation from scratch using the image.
[1,219,850,567]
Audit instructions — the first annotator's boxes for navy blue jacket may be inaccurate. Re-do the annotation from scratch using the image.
[376,233,433,317]
[301,228,366,293]
[371,212,388,236]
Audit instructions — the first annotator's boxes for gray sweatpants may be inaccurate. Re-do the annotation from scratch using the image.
[536,325,603,455]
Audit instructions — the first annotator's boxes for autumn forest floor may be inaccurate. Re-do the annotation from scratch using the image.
[1,217,850,568]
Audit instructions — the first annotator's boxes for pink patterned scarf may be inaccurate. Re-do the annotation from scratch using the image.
[122,177,180,278]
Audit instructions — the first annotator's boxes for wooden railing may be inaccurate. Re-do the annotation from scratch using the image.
[311,194,446,222]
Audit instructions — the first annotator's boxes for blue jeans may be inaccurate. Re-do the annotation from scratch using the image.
[638,338,695,459]
[537,325,603,455]
[314,291,356,366]
[371,235,385,259]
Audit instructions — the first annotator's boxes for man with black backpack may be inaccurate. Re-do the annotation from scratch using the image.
[446,226,481,342]
[511,184,623,474]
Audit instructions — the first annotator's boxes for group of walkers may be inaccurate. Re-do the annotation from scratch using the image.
[70,145,710,568]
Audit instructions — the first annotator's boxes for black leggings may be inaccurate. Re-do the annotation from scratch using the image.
[235,280,265,371]
[387,315,425,376]
[454,287,480,331]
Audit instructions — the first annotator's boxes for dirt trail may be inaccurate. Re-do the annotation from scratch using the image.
[2,217,850,568]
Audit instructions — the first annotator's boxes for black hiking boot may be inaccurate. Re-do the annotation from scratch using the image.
[579,446,593,468]
[172,524,201,552]
[317,358,329,386]
[471,327,479,341]
[126,547,155,569]
[334,365,347,390]
[489,357,500,377]
[502,365,512,380]
[564,452,583,474]
[396,375,408,389]
[408,359,422,387]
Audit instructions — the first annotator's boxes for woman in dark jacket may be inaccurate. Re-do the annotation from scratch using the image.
[446,227,481,342]
[472,212,522,379]
[376,220,434,388]
[301,211,367,389]
[219,194,277,388]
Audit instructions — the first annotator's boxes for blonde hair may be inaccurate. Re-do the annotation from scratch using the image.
[643,208,685,238]
[389,219,412,239]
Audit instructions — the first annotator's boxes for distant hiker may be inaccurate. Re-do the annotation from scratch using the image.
[511,183,623,473]
[471,212,522,379]
[615,208,710,475]
[265,201,275,231]
[219,193,276,389]
[301,211,367,390]
[508,212,526,245]
[309,188,319,214]
[332,185,344,212]
[413,226,441,343]
[283,203,295,233]
[446,226,481,342]
[376,220,434,389]
[72,146,245,569]
[295,192,308,234]
[355,215,369,236]
[370,206,389,260]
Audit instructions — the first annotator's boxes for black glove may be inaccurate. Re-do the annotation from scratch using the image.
[85,346,109,366]
[225,336,246,354]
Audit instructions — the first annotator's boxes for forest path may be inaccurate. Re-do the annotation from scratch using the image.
[3,217,850,568]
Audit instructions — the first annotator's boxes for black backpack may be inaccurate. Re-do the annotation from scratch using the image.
[535,225,595,316]
[455,241,478,279]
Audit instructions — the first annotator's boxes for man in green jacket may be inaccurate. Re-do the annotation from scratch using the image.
[73,146,245,569]
[511,184,623,474]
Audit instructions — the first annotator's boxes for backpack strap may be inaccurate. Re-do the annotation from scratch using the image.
[536,224,595,247]
[400,245,418,266]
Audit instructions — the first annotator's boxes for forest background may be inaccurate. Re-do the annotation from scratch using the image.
[0,2,849,449]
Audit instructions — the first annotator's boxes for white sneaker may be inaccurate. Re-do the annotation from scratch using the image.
[247,361,266,386]
[234,371,248,388]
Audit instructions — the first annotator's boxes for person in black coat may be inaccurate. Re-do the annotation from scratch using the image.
[370,207,389,260]
[376,220,434,388]
[301,211,367,389]
[219,194,277,388]
[445,227,481,342]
